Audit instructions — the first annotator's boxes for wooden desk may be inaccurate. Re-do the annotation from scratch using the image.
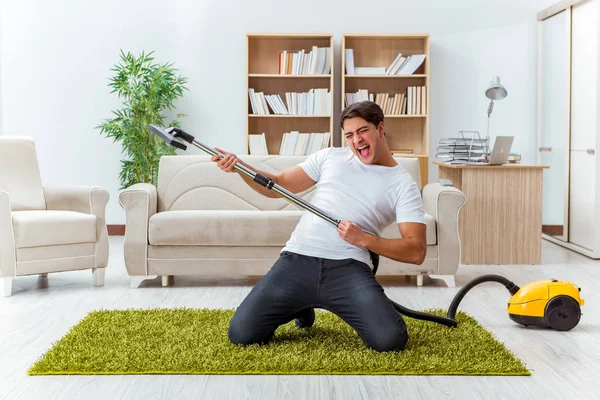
[435,162,549,265]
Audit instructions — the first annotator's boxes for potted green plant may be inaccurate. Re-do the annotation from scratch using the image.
[97,50,188,189]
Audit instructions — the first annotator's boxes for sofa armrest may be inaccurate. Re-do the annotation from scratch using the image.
[43,185,110,268]
[422,183,466,275]
[118,183,157,276]
[0,190,16,278]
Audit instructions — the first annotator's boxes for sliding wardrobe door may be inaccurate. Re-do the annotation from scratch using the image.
[539,8,571,242]
[569,0,598,251]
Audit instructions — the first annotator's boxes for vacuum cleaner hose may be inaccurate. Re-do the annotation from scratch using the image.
[391,300,458,327]
[446,274,520,320]
[386,274,520,328]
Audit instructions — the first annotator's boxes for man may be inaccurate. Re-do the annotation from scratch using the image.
[211,101,427,352]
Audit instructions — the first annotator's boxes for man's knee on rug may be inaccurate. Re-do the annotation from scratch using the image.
[364,324,409,352]
[228,314,271,345]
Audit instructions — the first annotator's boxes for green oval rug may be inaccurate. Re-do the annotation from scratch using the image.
[28,308,530,376]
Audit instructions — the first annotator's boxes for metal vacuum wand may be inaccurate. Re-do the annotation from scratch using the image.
[148,124,340,227]
[147,124,462,328]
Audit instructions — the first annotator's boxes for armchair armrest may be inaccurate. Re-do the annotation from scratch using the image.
[422,183,466,275]
[43,185,110,268]
[118,183,157,276]
[43,186,110,216]
[0,190,16,278]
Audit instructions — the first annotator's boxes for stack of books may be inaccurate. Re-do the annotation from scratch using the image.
[345,50,426,75]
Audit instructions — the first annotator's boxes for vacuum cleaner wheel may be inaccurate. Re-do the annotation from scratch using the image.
[545,295,581,331]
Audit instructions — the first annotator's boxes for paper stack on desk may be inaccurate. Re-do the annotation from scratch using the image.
[435,133,490,164]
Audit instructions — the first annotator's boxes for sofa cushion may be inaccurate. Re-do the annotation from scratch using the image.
[148,210,304,246]
[12,210,97,248]
[380,212,436,245]
[148,210,436,247]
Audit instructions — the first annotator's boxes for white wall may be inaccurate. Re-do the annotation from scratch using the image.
[1,0,557,224]
[1,0,175,223]
[429,22,539,182]
[0,11,3,136]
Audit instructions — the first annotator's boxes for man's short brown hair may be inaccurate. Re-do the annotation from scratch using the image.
[340,101,384,128]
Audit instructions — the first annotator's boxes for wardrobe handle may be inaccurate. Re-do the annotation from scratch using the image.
[587,149,595,155]
[539,147,552,152]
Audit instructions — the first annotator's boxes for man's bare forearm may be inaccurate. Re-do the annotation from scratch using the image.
[361,235,426,265]
[235,160,280,198]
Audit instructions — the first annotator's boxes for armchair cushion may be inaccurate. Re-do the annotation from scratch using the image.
[12,210,97,248]
[148,210,304,246]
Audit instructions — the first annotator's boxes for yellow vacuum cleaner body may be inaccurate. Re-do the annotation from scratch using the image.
[507,279,584,331]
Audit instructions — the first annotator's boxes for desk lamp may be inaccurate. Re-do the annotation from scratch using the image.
[485,76,507,153]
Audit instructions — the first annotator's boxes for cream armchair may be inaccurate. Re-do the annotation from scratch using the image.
[0,136,110,296]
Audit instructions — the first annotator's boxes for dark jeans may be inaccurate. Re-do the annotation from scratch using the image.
[228,251,409,352]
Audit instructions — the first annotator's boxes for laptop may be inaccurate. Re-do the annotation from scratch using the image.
[484,136,514,165]
[445,136,513,165]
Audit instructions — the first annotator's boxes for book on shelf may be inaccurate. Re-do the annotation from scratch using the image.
[354,67,386,75]
[279,131,331,155]
[344,87,427,115]
[345,50,426,75]
[249,133,269,155]
[345,49,355,75]
[278,46,331,75]
[249,88,331,115]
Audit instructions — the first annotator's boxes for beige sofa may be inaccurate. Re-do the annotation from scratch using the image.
[0,136,110,296]
[120,154,465,289]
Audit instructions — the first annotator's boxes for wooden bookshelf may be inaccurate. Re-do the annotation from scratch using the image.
[246,34,334,155]
[341,34,430,185]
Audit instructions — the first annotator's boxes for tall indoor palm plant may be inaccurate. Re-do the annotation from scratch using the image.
[97,50,188,189]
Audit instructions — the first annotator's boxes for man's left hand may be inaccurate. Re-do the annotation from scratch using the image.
[337,220,368,247]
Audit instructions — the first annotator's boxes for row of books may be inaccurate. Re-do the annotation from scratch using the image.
[278,47,331,75]
[280,131,331,155]
[345,50,426,75]
[248,88,331,115]
[345,87,427,115]
[248,132,331,155]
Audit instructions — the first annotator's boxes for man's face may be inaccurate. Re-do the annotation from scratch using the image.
[343,117,384,165]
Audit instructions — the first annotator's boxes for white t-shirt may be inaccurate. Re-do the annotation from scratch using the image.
[281,147,426,268]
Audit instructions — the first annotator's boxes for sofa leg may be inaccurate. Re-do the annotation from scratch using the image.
[130,275,158,288]
[40,273,48,278]
[92,268,105,287]
[429,274,456,288]
[161,275,172,287]
[1,277,13,297]
[417,274,424,287]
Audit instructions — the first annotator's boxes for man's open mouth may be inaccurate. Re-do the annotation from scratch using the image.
[358,144,370,158]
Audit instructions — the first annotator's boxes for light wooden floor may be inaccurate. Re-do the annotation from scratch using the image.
[1,237,599,400]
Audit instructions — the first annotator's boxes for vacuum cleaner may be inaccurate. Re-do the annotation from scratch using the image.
[148,124,585,332]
